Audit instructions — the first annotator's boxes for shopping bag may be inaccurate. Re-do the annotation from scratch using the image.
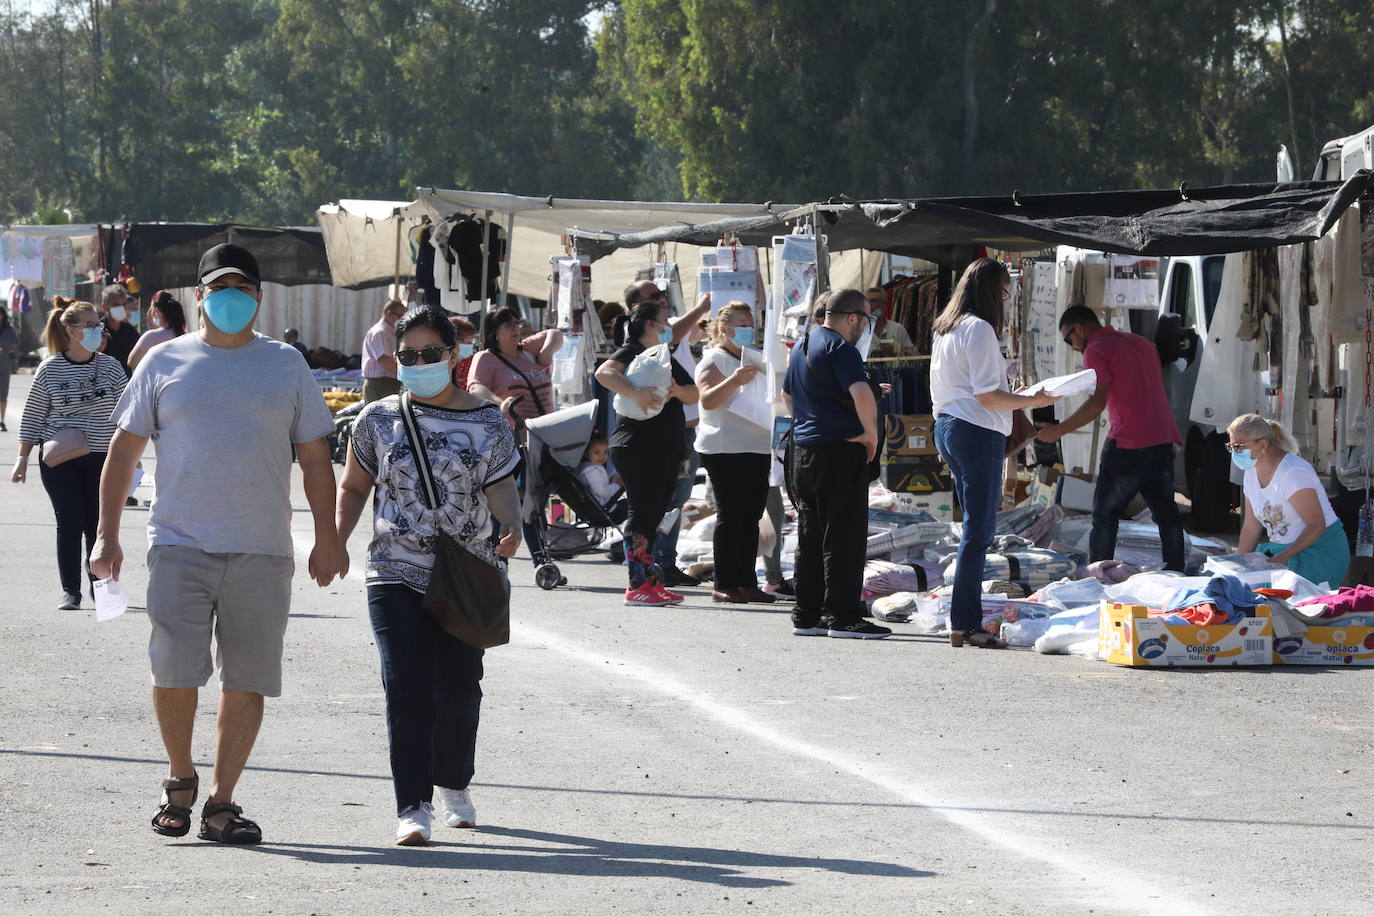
[612,343,673,420]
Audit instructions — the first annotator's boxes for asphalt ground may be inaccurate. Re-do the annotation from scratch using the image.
[0,373,1369,916]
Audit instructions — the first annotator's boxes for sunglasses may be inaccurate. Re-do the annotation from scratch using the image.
[396,345,452,366]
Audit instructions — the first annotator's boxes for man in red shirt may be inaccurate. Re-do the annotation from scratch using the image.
[1035,305,1185,570]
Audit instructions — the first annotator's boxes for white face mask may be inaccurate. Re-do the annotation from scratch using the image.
[109,306,127,322]
[854,316,874,361]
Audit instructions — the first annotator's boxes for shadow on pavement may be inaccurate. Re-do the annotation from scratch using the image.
[197,824,931,886]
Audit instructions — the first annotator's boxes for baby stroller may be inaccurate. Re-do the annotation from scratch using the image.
[523,401,619,590]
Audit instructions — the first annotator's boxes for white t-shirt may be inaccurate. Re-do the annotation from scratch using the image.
[674,340,700,425]
[1242,453,1338,544]
[929,314,1011,436]
[577,461,621,505]
[694,346,772,455]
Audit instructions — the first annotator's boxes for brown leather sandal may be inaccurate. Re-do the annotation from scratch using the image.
[150,773,199,837]
[949,630,1008,649]
[197,801,262,845]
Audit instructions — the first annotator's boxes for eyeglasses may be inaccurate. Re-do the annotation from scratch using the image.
[67,321,102,329]
[396,345,452,366]
[832,310,874,324]
[1225,440,1261,454]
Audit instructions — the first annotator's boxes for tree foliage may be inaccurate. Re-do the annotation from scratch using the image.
[1,0,1372,225]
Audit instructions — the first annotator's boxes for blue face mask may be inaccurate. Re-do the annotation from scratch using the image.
[397,360,452,398]
[1230,449,1257,471]
[458,342,475,359]
[731,327,755,348]
[79,327,104,352]
[127,310,140,325]
[657,324,673,346]
[202,287,259,335]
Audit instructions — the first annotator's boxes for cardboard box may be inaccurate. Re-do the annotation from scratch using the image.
[1099,601,1273,667]
[883,414,937,457]
[882,455,952,494]
[1273,625,1374,666]
[1057,474,1097,512]
[892,491,961,523]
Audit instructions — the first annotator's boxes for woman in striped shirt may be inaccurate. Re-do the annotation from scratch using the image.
[12,300,128,609]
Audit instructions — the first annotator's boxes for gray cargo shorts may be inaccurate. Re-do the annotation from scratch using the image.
[146,545,294,697]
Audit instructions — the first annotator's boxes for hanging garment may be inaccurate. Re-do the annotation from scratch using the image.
[414,224,439,306]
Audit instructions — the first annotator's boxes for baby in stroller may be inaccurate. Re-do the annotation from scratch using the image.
[577,437,628,525]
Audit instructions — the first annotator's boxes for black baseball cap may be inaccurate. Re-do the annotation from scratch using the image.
[198,243,261,287]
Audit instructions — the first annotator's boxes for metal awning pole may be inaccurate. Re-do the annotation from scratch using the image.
[478,208,493,340]
[498,209,515,314]
[392,216,402,299]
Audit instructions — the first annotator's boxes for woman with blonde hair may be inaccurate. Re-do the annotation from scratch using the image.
[695,301,775,604]
[1228,413,1349,587]
[12,300,128,608]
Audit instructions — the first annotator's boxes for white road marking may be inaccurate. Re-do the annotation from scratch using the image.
[515,620,1202,916]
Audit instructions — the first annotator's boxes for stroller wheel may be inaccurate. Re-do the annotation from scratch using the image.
[535,563,563,590]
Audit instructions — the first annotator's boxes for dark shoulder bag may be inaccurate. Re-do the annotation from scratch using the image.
[800,331,883,482]
[398,393,510,649]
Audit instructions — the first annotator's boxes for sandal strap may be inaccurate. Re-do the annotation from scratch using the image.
[154,802,193,820]
[161,774,199,792]
[201,801,243,818]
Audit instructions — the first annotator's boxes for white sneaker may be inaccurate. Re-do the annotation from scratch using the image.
[395,802,434,845]
[437,786,476,828]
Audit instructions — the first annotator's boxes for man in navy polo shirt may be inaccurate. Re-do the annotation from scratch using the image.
[782,288,890,640]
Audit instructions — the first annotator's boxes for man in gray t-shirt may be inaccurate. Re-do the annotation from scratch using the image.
[92,243,345,846]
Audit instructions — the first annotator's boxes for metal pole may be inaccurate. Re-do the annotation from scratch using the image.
[478,208,493,341]
[392,215,402,300]
[498,209,515,315]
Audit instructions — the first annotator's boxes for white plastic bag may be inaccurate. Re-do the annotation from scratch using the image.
[1029,576,1107,612]
[612,343,673,420]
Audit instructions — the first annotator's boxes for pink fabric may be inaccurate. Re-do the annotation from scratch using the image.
[1296,584,1374,619]
[1082,327,1181,449]
[467,331,554,420]
[361,318,396,379]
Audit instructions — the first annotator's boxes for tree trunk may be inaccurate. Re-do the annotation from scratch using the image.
[1276,5,1301,176]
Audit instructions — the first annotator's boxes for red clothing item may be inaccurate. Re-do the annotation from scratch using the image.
[1082,326,1180,449]
[451,355,474,392]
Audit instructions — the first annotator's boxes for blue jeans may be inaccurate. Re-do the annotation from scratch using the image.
[935,415,1005,634]
[367,584,485,815]
[655,426,698,568]
[1090,440,1185,572]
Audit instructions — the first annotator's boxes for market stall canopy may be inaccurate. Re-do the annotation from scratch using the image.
[318,190,881,300]
[568,175,1374,261]
[118,223,332,291]
[316,199,424,290]
[0,224,102,286]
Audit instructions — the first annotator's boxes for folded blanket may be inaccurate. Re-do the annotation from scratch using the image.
[1295,584,1374,619]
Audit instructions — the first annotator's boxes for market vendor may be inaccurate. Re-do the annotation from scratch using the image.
[1035,306,1185,571]
[1228,413,1350,588]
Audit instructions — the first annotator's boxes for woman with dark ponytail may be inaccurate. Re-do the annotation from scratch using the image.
[128,290,187,370]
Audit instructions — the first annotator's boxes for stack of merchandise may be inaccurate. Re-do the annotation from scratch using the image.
[861,558,945,621]
[941,546,1078,592]
[1051,516,1229,573]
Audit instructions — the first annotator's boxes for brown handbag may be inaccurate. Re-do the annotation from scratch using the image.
[42,426,91,467]
[1005,409,1036,458]
[398,393,510,649]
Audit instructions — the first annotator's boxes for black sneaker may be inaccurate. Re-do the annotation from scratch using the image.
[661,565,701,588]
[791,612,830,637]
[827,619,892,639]
[57,592,81,610]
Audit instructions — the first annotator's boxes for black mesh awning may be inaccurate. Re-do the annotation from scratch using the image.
[570,174,1373,261]
[111,224,333,290]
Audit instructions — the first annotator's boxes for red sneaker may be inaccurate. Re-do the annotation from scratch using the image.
[651,583,685,605]
[624,585,673,607]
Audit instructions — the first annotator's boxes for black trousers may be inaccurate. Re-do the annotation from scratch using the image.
[367,584,484,815]
[700,451,771,589]
[789,441,868,624]
[611,441,681,542]
[39,451,104,596]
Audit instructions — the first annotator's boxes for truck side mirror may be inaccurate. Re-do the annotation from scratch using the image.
[1154,313,1199,365]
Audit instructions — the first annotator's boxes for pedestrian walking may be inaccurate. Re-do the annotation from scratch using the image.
[127,290,187,370]
[337,305,522,845]
[1036,305,1185,570]
[782,287,889,639]
[594,300,700,607]
[0,305,18,431]
[99,283,139,374]
[90,243,345,845]
[1229,413,1350,587]
[362,298,407,403]
[695,301,776,604]
[11,300,127,609]
[931,259,1057,649]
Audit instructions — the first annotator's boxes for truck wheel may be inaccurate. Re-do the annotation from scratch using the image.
[1188,433,1234,532]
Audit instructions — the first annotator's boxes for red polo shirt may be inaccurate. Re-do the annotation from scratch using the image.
[1082,326,1181,449]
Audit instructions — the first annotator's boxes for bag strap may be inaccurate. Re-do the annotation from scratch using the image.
[801,329,858,415]
[398,393,439,511]
[492,351,547,416]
